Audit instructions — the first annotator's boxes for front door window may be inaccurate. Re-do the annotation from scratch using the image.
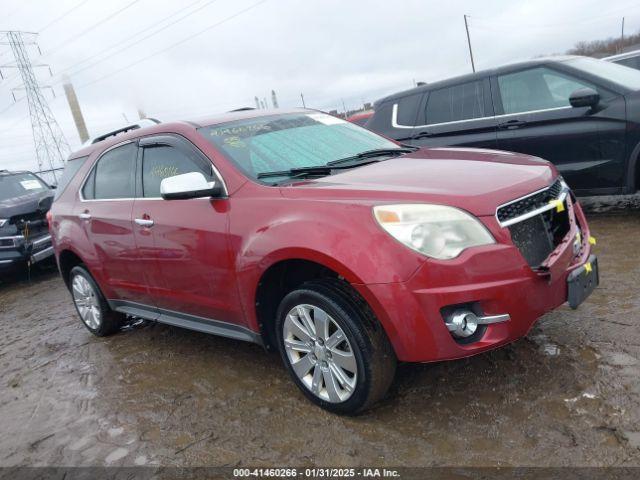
[497,67,594,115]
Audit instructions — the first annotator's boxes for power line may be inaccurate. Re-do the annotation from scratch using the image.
[0,99,22,116]
[77,0,269,90]
[45,0,143,56]
[39,0,93,33]
[50,0,219,83]
[0,113,29,133]
[51,0,207,78]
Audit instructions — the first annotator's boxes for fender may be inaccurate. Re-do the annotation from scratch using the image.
[235,245,407,346]
[626,141,640,193]
[252,246,366,284]
[55,244,97,288]
[52,213,108,295]
[229,204,426,334]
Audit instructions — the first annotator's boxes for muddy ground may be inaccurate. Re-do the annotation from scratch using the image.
[1,208,639,468]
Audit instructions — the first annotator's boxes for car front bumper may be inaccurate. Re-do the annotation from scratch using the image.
[354,200,596,363]
[0,233,54,270]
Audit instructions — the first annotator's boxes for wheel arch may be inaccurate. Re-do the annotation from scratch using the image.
[626,141,640,193]
[57,248,86,287]
[252,255,378,351]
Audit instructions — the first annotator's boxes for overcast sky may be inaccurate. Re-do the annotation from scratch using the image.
[1,0,639,172]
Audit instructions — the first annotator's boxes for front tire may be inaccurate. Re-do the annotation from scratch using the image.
[275,279,396,414]
[69,266,123,337]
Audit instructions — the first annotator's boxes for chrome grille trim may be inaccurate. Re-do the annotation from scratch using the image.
[496,179,569,228]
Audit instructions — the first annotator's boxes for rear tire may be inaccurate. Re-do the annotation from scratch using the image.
[275,279,396,414]
[69,266,123,337]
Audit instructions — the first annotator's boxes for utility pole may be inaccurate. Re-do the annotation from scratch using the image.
[271,89,279,108]
[254,96,260,109]
[341,98,348,118]
[621,17,625,52]
[0,31,69,183]
[300,93,306,108]
[464,15,475,73]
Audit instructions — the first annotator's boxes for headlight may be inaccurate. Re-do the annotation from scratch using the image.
[0,219,7,228]
[373,204,495,260]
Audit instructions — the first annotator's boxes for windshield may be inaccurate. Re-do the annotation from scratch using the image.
[0,173,49,202]
[198,112,399,181]
[566,57,640,91]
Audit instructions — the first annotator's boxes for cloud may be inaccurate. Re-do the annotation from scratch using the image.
[1,0,639,171]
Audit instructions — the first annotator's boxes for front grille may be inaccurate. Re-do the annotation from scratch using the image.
[12,212,49,238]
[508,203,570,268]
[497,178,563,224]
[0,238,14,248]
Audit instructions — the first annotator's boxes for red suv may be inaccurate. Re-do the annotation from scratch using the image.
[50,110,598,414]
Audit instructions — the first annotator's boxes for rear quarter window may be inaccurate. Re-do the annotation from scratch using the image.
[395,92,423,126]
[83,143,137,200]
[54,156,89,200]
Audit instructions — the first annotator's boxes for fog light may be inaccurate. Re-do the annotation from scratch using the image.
[443,309,511,341]
[446,310,479,338]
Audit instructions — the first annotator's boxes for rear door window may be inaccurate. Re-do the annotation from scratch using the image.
[84,143,136,200]
[141,145,214,198]
[424,80,485,125]
[497,67,594,115]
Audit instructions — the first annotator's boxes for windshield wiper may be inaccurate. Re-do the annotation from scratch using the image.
[256,147,419,180]
[257,166,334,179]
[256,156,388,180]
[326,146,418,167]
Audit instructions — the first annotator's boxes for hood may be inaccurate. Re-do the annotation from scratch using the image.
[0,190,55,220]
[280,148,556,216]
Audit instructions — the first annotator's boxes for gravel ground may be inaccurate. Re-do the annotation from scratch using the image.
[0,207,639,468]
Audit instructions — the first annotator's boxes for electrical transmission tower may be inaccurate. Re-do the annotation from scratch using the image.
[0,31,69,182]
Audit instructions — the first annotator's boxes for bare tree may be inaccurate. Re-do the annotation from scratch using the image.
[567,30,640,57]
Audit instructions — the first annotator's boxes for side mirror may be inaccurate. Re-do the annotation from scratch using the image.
[160,172,224,200]
[569,87,600,108]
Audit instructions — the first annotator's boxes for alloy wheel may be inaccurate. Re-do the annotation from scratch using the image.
[282,304,357,403]
[71,275,102,330]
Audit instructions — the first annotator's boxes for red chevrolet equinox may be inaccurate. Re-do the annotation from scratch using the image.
[49,109,599,414]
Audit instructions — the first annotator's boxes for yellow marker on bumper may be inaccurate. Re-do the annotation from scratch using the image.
[549,199,565,213]
[584,262,592,274]
[589,236,597,245]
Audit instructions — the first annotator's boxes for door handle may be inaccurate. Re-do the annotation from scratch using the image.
[135,218,154,227]
[78,213,91,220]
[498,119,527,130]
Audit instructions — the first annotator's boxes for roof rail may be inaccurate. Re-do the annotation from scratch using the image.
[228,107,256,112]
[90,118,161,145]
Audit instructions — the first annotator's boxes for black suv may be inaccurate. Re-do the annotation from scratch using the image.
[0,170,55,272]
[605,49,640,71]
[367,56,640,196]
